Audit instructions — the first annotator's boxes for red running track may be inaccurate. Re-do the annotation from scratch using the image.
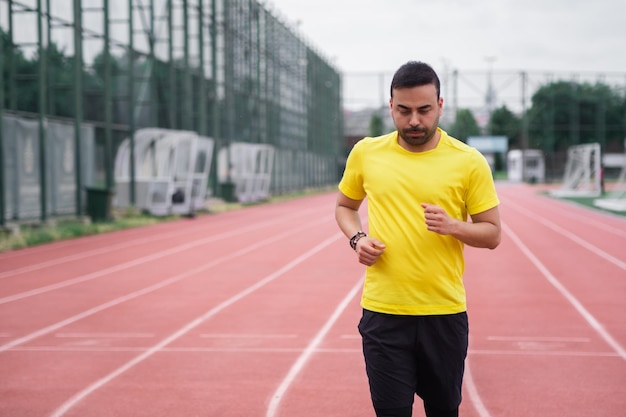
[0,183,625,417]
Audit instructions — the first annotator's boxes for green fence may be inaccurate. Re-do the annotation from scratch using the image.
[0,0,343,226]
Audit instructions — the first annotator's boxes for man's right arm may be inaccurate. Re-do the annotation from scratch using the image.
[335,192,386,265]
[335,192,364,239]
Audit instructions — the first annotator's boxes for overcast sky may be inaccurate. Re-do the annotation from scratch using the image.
[3,0,623,111]
[265,0,625,110]
[267,0,626,75]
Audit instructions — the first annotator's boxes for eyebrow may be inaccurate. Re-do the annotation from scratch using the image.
[397,103,432,111]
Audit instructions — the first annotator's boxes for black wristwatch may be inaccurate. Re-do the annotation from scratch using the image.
[349,231,367,251]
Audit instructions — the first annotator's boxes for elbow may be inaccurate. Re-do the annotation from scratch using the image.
[487,233,501,250]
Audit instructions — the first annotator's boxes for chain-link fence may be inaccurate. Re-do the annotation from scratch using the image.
[343,68,626,181]
[1,0,342,225]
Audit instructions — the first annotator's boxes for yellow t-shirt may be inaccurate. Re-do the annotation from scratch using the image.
[339,128,499,315]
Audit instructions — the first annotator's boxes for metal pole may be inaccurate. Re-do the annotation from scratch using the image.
[570,77,579,146]
[149,0,156,127]
[210,0,222,193]
[198,0,206,136]
[8,0,16,110]
[103,0,113,190]
[224,0,233,150]
[128,0,136,206]
[37,0,48,222]
[255,0,261,143]
[46,0,53,116]
[452,69,458,126]
[484,56,496,135]
[73,0,84,216]
[6,0,19,219]
[183,0,192,130]
[0,9,5,227]
[168,0,176,128]
[520,71,528,181]
[596,75,606,152]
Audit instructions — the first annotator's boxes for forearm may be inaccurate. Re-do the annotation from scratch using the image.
[451,220,501,249]
[335,198,386,265]
[335,205,363,238]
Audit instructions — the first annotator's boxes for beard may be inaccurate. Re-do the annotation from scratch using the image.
[398,122,438,147]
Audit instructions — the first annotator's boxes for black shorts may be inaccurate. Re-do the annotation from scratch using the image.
[358,309,469,411]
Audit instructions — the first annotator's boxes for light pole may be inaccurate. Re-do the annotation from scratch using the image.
[484,56,496,134]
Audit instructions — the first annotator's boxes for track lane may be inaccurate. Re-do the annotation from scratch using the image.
[0,206,325,294]
[2,193,362,416]
[0,205,332,344]
[498,195,626,352]
[46,231,357,416]
[1,185,625,417]
[464,184,626,417]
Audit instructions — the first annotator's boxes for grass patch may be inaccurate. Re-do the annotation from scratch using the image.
[0,213,168,253]
[542,191,626,218]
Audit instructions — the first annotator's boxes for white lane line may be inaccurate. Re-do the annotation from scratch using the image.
[0,235,178,281]
[8,346,619,358]
[506,204,626,271]
[504,223,626,362]
[265,276,363,417]
[0,218,330,353]
[543,204,626,238]
[500,193,626,238]
[486,336,590,342]
[199,334,297,339]
[0,207,319,282]
[469,349,618,357]
[48,232,344,417]
[55,333,155,338]
[464,357,492,417]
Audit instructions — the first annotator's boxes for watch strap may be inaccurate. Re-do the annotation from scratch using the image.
[349,231,367,251]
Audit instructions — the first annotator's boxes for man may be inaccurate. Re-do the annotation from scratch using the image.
[335,61,501,417]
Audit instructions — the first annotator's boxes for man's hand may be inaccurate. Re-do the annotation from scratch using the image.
[422,202,501,249]
[355,237,386,266]
[422,203,457,235]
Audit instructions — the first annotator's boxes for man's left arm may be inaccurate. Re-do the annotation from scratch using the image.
[422,204,501,249]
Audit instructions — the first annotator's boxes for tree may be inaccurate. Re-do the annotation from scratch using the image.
[1,29,38,112]
[526,80,625,153]
[45,43,75,117]
[448,108,480,142]
[489,105,521,148]
[369,113,384,137]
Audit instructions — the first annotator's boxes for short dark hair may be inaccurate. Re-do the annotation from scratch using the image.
[390,61,440,99]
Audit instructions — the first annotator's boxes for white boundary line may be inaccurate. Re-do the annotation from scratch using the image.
[54,333,155,338]
[464,357,492,417]
[0,210,321,305]
[486,336,590,342]
[469,349,617,357]
[0,208,320,281]
[505,203,626,271]
[199,333,298,339]
[265,276,363,417]
[503,223,626,362]
[48,232,344,417]
[0,218,330,353]
[7,346,619,358]
[539,202,626,238]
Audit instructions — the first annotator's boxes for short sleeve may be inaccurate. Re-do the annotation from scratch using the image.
[466,149,500,215]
